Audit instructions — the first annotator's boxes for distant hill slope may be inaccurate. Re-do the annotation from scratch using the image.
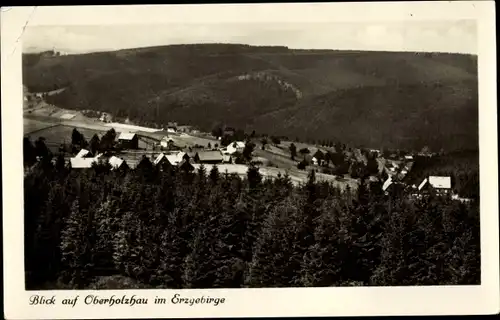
[23,44,478,151]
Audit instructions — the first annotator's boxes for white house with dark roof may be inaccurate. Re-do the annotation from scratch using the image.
[418,176,452,194]
[75,149,90,158]
[109,156,128,170]
[382,177,393,192]
[153,153,174,170]
[70,157,98,169]
[160,136,171,148]
[226,141,245,155]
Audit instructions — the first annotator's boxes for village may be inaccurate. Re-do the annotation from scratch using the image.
[23,105,472,203]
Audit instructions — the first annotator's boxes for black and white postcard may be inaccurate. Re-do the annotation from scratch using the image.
[2,2,499,318]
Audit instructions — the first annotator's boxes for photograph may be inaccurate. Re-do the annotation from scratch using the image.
[22,19,481,290]
[2,2,498,319]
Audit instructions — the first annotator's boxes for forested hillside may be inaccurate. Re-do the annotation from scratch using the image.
[23,44,478,151]
[25,157,480,289]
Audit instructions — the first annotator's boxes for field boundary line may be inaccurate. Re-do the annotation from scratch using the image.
[24,124,61,136]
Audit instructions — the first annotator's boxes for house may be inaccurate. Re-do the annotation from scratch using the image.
[167,127,176,133]
[382,176,405,195]
[184,151,197,162]
[196,151,224,164]
[312,150,326,166]
[153,153,169,166]
[75,149,91,158]
[168,154,181,165]
[405,155,414,160]
[99,113,111,123]
[70,157,98,169]
[118,132,139,149]
[153,153,173,170]
[404,161,414,172]
[178,159,195,172]
[160,136,174,149]
[108,156,129,171]
[154,151,186,166]
[222,154,233,164]
[160,136,170,148]
[418,176,452,195]
[180,151,192,160]
[382,177,393,192]
[451,194,473,203]
[226,141,246,154]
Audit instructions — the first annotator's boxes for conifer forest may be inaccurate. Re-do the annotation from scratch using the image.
[24,152,480,289]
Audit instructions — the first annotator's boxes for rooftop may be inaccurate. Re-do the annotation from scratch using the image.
[429,176,451,189]
[118,132,137,140]
[197,150,224,162]
[70,157,97,169]
[75,149,90,158]
[109,156,125,169]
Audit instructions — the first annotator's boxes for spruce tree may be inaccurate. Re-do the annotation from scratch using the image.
[60,199,95,288]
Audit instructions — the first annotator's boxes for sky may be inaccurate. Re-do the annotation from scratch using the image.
[22,20,477,55]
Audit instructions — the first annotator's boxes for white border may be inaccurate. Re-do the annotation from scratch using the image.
[2,2,498,319]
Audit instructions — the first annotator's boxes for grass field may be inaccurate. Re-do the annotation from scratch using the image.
[191,163,358,189]
[25,124,107,153]
[24,118,58,135]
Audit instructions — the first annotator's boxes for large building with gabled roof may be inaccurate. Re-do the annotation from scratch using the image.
[117,132,139,149]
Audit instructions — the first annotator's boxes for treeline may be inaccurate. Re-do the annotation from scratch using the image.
[25,155,480,289]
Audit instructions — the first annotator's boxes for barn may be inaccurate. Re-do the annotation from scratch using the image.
[117,132,139,149]
[195,151,224,164]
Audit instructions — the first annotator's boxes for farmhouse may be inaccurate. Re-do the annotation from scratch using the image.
[70,157,98,169]
[382,177,393,192]
[118,132,139,149]
[160,137,169,148]
[160,136,175,149]
[312,150,326,166]
[451,194,473,203]
[99,113,111,123]
[180,151,193,162]
[153,153,169,166]
[108,156,129,171]
[153,153,174,171]
[226,141,245,155]
[222,154,233,164]
[75,148,91,158]
[382,176,405,195]
[179,159,195,172]
[195,151,224,164]
[418,176,452,195]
